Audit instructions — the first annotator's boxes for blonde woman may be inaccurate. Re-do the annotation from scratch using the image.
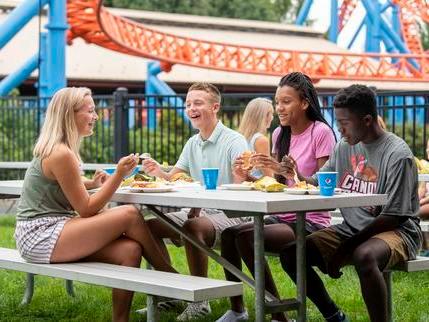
[238,97,274,178]
[14,87,177,322]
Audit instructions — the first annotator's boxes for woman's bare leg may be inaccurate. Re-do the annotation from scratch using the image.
[83,237,142,322]
[50,205,177,273]
[147,218,183,265]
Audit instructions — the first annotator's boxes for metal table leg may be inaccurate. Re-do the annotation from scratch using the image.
[146,205,277,302]
[296,211,307,322]
[253,214,265,322]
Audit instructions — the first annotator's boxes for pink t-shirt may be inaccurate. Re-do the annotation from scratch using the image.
[271,121,336,227]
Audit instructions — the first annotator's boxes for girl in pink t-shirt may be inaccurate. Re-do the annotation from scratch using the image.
[217,72,336,322]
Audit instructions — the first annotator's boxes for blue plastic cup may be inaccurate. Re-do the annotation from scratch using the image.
[317,172,338,196]
[103,166,140,178]
[202,168,219,190]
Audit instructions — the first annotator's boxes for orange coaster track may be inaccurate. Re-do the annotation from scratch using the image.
[67,0,429,82]
[392,0,429,55]
[338,0,358,32]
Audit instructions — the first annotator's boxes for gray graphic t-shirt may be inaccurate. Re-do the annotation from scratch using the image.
[314,132,423,259]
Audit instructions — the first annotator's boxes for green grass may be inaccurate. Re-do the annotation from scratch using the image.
[0,215,428,321]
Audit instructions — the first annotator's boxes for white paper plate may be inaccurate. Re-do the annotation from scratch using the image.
[284,188,342,195]
[283,188,310,195]
[220,184,253,191]
[128,186,175,193]
[171,182,202,188]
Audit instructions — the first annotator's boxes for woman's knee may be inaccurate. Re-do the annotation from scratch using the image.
[118,239,142,267]
[120,205,143,223]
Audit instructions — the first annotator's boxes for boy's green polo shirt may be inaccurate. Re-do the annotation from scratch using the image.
[175,121,248,184]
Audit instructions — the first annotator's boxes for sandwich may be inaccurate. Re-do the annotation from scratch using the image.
[170,172,194,182]
[242,150,254,170]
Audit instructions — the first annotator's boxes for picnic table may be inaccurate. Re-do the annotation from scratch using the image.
[0,181,387,322]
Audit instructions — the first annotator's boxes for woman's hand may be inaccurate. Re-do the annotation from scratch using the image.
[141,158,163,177]
[420,195,429,206]
[279,155,299,180]
[251,153,283,174]
[91,169,109,188]
[116,154,139,178]
[418,182,427,200]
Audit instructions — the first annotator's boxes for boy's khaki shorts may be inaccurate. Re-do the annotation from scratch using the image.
[308,227,409,271]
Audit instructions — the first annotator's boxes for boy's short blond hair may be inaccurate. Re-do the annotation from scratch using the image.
[188,82,221,104]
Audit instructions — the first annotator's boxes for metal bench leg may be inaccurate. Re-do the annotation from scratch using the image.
[146,295,159,322]
[65,280,75,297]
[383,271,393,322]
[20,273,35,305]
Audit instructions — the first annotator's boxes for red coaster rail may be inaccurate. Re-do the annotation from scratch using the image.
[67,0,429,82]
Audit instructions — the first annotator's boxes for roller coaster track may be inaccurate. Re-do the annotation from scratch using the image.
[339,0,428,55]
[392,0,429,54]
[67,0,429,82]
[338,0,358,32]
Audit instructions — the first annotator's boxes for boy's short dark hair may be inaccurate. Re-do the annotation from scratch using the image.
[333,84,377,118]
[188,82,221,104]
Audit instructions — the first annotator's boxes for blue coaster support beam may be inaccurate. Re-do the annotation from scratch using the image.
[0,0,67,98]
[295,0,313,25]
[0,0,49,49]
[38,32,49,106]
[328,0,338,42]
[361,0,418,69]
[146,61,188,130]
[46,0,67,96]
[0,54,38,96]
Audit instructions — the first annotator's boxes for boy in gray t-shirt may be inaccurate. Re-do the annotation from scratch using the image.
[279,85,423,322]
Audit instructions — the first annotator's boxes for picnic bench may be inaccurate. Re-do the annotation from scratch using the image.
[0,247,242,322]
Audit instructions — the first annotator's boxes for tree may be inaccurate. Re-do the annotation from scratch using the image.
[104,0,296,23]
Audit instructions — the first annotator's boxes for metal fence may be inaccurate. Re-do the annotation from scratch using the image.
[0,89,428,167]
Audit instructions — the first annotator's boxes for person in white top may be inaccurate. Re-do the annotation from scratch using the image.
[237,97,274,178]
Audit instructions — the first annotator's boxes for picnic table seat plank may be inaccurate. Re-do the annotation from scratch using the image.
[0,248,242,303]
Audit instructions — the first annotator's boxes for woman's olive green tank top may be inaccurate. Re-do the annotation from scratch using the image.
[16,158,77,221]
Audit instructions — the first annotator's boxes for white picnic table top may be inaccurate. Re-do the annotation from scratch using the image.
[0,180,388,214]
[418,174,429,182]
